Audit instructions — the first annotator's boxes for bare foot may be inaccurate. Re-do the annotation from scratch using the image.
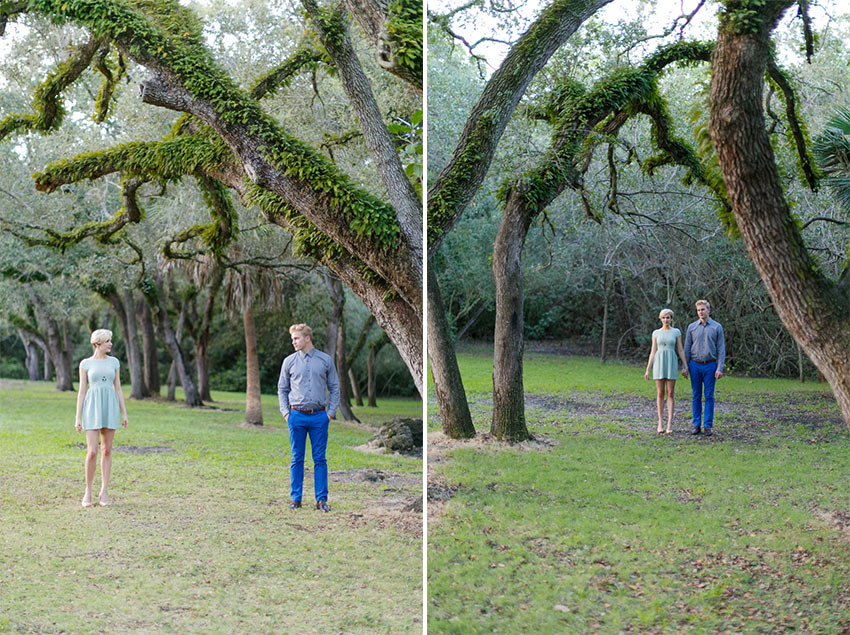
[666,428,672,435]
[98,494,110,506]
[81,495,93,508]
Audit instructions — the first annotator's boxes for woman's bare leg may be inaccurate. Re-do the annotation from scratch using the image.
[98,429,116,505]
[83,430,99,506]
[666,380,676,433]
[655,380,665,432]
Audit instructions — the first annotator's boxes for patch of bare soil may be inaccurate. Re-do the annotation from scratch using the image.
[522,391,841,443]
[814,508,850,539]
[65,443,175,454]
[115,445,175,454]
[330,468,422,536]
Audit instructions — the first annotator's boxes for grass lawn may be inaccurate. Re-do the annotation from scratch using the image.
[0,381,422,633]
[428,347,850,633]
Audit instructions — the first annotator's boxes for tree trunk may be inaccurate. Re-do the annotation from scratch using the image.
[709,1,850,427]
[121,289,148,398]
[427,266,475,438]
[600,268,613,363]
[491,194,533,442]
[367,337,383,407]
[349,368,363,407]
[105,289,147,399]
[143,276,202,407]
[17,329,42,380]
[167,304,186,402]
[27,285,74,391]
[243,305,264,425]
[324,273,358,422]
[43,347,52,383]
[138,295,160,396]
[195,268,223,402]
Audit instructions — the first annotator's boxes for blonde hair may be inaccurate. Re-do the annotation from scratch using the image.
[695,299,710,310]
[90,329,113,346]
[659,308,674,321]
[289,323,313,338]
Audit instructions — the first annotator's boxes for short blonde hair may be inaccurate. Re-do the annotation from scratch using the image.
[659,308,674,320]
[695,299,710,310]
[90,329,113,346]
[289,323,313,338]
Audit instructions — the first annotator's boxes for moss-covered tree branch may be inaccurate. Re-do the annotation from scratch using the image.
[0,35,102,142]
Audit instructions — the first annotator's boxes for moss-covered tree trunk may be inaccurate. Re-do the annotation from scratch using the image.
[427,266,475,438]
[243,304,263,426]
[491,194,534,442]
[709,0,850,428]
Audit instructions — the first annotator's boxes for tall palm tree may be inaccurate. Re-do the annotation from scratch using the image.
[222,256,286,426]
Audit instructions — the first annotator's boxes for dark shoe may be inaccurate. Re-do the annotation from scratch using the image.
[691,427,701,435]
[316,500,330,513]
[704,429,713,437]
[289,500,301,509]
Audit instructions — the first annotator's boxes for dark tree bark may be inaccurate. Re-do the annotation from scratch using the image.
[709,0,850,427]
[243,304,263,425]
[491,194,534,442]
[137,295,160,396]
[427,266,475,438]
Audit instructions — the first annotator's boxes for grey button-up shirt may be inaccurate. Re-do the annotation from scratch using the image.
[278,348,341,418]
[684,318,726,373]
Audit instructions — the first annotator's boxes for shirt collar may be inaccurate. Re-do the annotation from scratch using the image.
[298,348,315,359]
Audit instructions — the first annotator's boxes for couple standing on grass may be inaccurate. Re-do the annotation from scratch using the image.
[73,323,340,513]
[644,299,726,436]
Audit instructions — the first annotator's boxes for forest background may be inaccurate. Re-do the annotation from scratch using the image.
[428,0,850,434]
[0,0,423,409]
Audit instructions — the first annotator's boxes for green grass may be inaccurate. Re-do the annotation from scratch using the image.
[428,349,850,633]
[0,381,422,633]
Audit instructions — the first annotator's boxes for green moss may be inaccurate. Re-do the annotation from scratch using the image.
[33,134,230,192]
[501,40,714,216]
[719,0,770,34]
[428,110,495,248]
[386,0,422,81]
[250,47,325,100]
[93,48,126,123]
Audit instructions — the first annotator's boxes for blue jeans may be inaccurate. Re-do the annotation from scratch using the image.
[288,409,329,502]
[689,361,717,429]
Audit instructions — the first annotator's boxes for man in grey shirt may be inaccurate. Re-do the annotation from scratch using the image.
[278,323,340,512]
[683,300,725,437]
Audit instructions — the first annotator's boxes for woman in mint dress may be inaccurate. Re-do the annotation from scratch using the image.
[74,329,129,507]
[644,309,689,434]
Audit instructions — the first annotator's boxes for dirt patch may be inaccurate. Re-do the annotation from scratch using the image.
[441,391,843,443]
[115,445,175,454]
[66,443,175,454]
[814,508,850,539]
[328,468,422,535]
[427,430,557,455]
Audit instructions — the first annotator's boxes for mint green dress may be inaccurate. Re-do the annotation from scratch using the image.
[652,328,681,380]
[80,356,121,430]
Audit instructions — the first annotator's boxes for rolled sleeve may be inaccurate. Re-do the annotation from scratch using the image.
[326,358,340,419]
[277,357,291,416]
[716,324,726,373]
